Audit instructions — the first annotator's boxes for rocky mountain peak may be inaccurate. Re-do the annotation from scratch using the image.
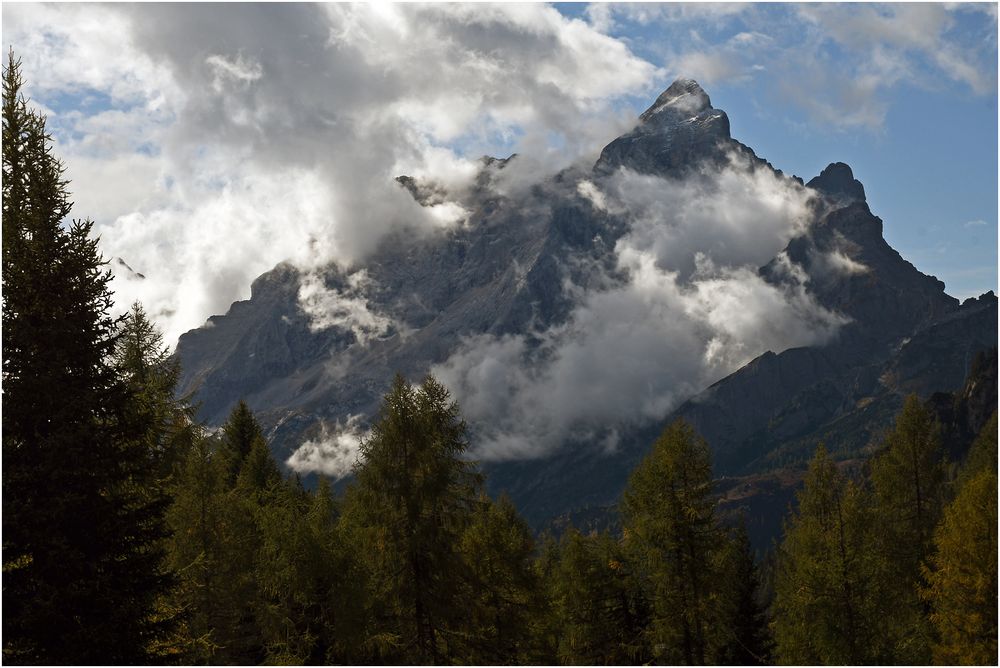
[807,162,866,204]
[594,77,732,176]
[639,77,712,122]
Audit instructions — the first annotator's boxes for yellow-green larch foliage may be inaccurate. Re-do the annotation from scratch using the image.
[772,445,896,664]
[869,394,947,662]
[921,414,997,665]
[621,419,721,665]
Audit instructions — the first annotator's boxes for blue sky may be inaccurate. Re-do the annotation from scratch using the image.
[552,2,998,300]
[3,2,997,346]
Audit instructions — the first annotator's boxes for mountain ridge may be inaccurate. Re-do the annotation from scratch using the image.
[173,78,995,533]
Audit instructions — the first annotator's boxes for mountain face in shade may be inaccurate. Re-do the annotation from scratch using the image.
[174,78,995,532]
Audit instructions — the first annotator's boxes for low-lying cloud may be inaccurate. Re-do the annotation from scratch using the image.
[4,3,659,346]
[433,159,848,460]
[285,415,367,480]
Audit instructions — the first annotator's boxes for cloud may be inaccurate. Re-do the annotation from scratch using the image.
[588,3,996,131]
[964,219,988,228]
[3,3,658,346]
[433,157,847,461]
[286,415,367,479]
[297,269,394,345]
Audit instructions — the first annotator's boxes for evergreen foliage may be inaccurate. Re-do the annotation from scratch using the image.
[715,519,772,665]
[2,51,171,664]
[222,399,267,484]
[457,494,546,664]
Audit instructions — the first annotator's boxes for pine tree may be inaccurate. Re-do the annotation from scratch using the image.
[621,419,720,665]
[2,51,170,663]
[341,374,482,663]
[771,446,895,664]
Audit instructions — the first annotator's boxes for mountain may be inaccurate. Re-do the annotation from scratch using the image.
[174,78,996,536]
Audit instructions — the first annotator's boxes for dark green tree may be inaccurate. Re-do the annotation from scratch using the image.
[341,374,482,663]
[221,399,266,485]
[2,52,170,663]
[115,300,198,483]
[715,519,772,665]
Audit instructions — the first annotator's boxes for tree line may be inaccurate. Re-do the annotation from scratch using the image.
[3,53,996,665]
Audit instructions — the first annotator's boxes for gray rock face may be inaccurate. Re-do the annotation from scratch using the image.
[174,77,995,530]
[671,181,991,473]
[594,78,739,177]
[806,162,866,204]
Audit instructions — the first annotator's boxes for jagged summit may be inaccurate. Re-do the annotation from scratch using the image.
[807,162,867,204]
[639,77,712,122]
[594,77,733,176]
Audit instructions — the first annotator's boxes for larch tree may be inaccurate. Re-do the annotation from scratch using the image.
[921,415,998,665]
[2,52,170,663]
[341,374,482,663]
[771,446,895,664]
[457,493,546,664]
[621,419,721,665]
[870,394,947,662]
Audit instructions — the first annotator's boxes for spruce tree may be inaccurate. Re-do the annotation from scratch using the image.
[115,300,197,483]
[2,52,170,663]
[221,399,266,484]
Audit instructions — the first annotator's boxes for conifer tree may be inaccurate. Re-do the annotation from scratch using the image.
[162,438,231,662]
[870,394,947,661]
[341,374,482,663]
[115,300,197,483]
[546,528,650,665]
[2,51,170,663]
[256,477,369,664]
[457,493,545,664]
[921,464,997,665]
[715,519,772,665]
[621,419,720,665]
[772,446,895,664]
[919,413,997,665]
[221,399,266,484]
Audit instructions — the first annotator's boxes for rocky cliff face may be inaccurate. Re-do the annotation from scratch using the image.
[175,78,996,530]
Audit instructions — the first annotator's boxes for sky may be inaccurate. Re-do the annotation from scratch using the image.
[3,2,997,349]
